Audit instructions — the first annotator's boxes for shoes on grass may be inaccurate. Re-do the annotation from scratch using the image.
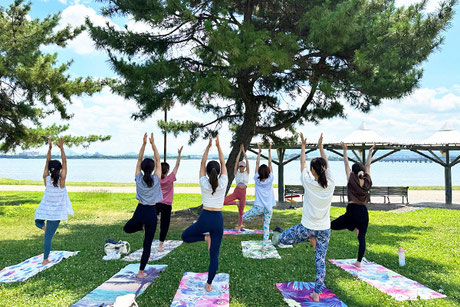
[103,251,121,261]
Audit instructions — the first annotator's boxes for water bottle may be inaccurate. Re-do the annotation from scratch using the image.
[398,248,406,266]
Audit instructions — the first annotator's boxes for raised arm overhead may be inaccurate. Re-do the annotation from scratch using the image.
[216,135,227,176]
[200,136,213,178]
[43,137,52,186]
[57,138,67,188]
[365,143,376,175]
[135,133,147,177]
[341,142,351,179]
[255,144,261,174]
[318,133,329,169]
[233,144,243,175]
[268,144,273,173]
[149,133,162,179]
[242,145,250,174]
[300,132,307,172]
[172,146,183,175]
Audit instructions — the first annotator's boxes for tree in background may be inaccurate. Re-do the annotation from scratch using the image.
[0,0,110,152]
[87,0,456,184]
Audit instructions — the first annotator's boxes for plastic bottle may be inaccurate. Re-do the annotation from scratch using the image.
[398,248,406,266]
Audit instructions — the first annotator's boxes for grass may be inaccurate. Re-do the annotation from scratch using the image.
[0,191,459,307]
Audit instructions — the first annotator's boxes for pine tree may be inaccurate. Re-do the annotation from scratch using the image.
[87,0,456,183]
[0,0,110,152]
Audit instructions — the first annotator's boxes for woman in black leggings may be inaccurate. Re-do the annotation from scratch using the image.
[123,133,163,278]
[331,142,375,267]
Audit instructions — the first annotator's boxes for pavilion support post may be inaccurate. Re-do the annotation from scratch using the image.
[362,146,366,164]
[445,150,452,205]
[277,148,285,202]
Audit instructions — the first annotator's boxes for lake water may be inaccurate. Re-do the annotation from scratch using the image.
[0,158,459,186]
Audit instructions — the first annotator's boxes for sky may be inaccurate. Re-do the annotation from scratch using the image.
[5,0,460,155]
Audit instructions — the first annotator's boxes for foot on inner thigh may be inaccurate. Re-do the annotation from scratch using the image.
[205,283,213,292]
[42,259,51,266]
[308,237,317,250]
[204,234,211,253]
[310,292,320,302]
[355,228,359,237]
[137,270,147,279]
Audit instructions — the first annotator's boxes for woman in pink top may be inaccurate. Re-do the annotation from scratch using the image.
[156,146,183,252]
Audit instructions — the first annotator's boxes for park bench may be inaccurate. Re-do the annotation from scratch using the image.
[284,185,409,204]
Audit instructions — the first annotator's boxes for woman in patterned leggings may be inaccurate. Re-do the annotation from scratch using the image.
[272,133,335,302]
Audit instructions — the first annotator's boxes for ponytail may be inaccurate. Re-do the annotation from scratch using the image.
[141,158,155,187]
[161,162,170,179]
[48,160,62,188]
[209,168,218,195]
[310,157,328,189]
[206,160,221,195]
[352,163,366,180]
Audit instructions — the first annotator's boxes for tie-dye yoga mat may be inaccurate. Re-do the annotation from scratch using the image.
[276,282,347,306]
[0,251,79,283]
[329,259,446,301]
[71,264,167,307]
[241,241,281,259]
[224,228,272,235]
[171,272,230,307]
[123,240,182,262]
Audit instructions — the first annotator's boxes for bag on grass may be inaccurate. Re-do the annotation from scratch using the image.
[109,294,138,307]
[104,240,130,255]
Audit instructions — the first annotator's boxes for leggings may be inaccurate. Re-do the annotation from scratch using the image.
[223,186,246,228]
[279,224,330,294]
[331,203,369,262]
[181,210,223,284]
[242,205,272,248]
[123,204,157,271]
[35,219,60,259]
[156,203,172,242]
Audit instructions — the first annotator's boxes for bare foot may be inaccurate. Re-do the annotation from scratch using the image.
[310,292,320,302]
[309,237,317,250]
[261,247,266,253]
[42,259,51,266]
[41,225,46,231]
[205,283,212,292]
[352,261,362,268]
[355,228,359,237]
[158,242,164,252]
[137,271,147,279]
[204,234,211,253]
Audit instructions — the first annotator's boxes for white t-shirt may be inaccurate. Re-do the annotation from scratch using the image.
[254,172,276,210]
[200,174,228,209]
[235,171,249,185]
[300,168,335,230]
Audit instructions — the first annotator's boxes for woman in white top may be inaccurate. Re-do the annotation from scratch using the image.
[223,144,250,232]
[242,143,275,252]
[272,133,335,302]
[34,138,73,265]
[181,135,228,292]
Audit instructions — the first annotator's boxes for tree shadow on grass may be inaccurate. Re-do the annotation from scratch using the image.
[0,194,40,206]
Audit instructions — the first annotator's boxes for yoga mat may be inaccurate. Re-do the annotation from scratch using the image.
[123,240,182,262]
[171,272,229,307]
[223,228,272,235]
[329,259,446,301]
[276,282,347,306]
[241,240,281,259]
[0,251,79,283]
[72,263,167,307]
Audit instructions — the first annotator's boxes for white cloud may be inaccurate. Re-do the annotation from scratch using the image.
[56,4,119,55]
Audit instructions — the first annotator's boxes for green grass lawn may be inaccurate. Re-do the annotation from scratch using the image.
[0,191,459,307]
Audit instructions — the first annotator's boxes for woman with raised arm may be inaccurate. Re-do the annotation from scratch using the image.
[223,144,250,232]
[331,142,375,267]
[181,135,228,292]
[156,146,183,252]
[34,138,74,265]
[241,143,275,253]
[123,133,163,279]
[272,133,335,302]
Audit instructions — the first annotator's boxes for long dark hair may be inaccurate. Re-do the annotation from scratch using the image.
[352,162,366,179]
[206,160,221,195]
[141,158,155,187]
[161,162,170,179]
[258,164,270,180]
[310,157,328,188]
[48,160,62,187]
